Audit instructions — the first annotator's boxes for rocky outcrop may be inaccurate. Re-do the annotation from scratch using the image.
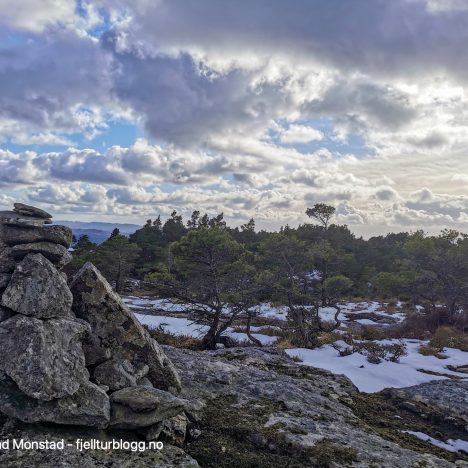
[70,262,182,395]
[0,205,108,428]
[165,346,461,467]
[0,203,190,463]
[384,380,468,427]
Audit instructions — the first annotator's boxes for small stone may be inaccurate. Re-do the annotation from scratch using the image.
[13,203,52,219]
[11,242,72,268]
[83,339,112,367]
[1,254,73,318]
[94,359,139,391]
[110,386,162,412]
[136,377,154,388]
[109,386,187,429]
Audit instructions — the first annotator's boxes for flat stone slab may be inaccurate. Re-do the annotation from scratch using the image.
[0,372,110,429]
[0,211,51,226]
[10,242,72,267]
[2,224,73,248]
[109,386,187,429]
[14,203,52,219]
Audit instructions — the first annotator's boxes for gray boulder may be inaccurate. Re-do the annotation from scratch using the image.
[109,386,186,429]
[93,359,149,391]
[11,242,72,267]
[13,203,52,219]
[0,247,15,273]
[70,262,182,394]
[2,224,73,248]
[0,372,109,429]
[0,315,90,401]
[1,254,73,318]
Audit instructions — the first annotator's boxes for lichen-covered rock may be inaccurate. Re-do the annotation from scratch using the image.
[13,203,52,219]
[1,254,73,318]
[0,372,110,429]
[0,315,90,400]
[109,386,187,429]
[2,224,73,248]
[70,262,181,394]
[10,242,72,267]
[165,346,456,468]
[93,359,149,391]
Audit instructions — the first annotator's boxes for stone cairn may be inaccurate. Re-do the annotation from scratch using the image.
[0,203,189,441]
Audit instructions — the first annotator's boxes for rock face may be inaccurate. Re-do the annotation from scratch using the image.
[165,346,458,468]
[1,253,73,318]
[385,380,468,426]
[0,202,192,465]
[70,262,182,395]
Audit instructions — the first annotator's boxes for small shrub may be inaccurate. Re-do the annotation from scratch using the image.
[319,332,342,345]
[429,326,468,352]
[359,341,407,364]
[360,326,384,341]
[418,344,441,357]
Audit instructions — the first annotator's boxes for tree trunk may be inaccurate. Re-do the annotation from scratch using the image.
[246,313,263,347]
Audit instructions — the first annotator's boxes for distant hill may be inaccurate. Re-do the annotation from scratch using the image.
[56,221,141,245]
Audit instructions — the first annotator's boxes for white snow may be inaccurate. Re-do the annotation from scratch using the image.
[402,431,468,454]
[286,339,468,392]
[134,313,279,345]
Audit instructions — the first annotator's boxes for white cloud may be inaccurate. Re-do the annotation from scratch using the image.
[279,124,324,144]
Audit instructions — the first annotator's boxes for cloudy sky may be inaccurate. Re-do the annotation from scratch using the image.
[1,0,468,236]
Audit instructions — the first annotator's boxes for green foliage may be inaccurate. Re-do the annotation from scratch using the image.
[306,203,336,228]
[66,204,468,336]
[93,234,140,293]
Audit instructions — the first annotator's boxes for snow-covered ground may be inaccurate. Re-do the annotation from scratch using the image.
[135,313,278,345]
[402,431,468,454]
[286,339,468,392]
[125,297,407,327]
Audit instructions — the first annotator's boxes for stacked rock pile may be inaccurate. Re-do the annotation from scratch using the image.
[0,203,192,442]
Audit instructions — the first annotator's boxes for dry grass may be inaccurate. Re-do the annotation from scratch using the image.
[146,325,203,350]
